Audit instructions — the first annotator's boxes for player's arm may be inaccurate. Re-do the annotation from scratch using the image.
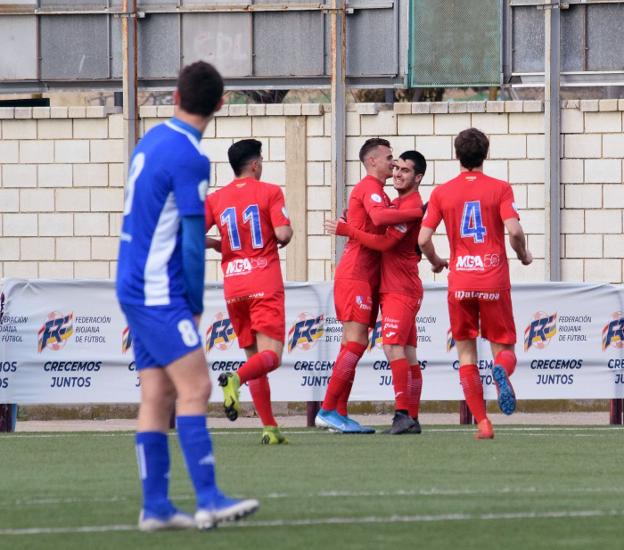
[203,200,222,252]
[504,218,532,265]
[325,219,402,252]
[275,225,293,248]
[181,215,206,315]
[500,184,532,265]
[417,226,448,273]
[268,185,292,248]
[368,204,423,226]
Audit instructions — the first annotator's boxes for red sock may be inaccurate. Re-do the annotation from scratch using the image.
[248,375,276,426]
[408,363,423,419]
[336,377,353,417]
[390,358,409,411]
[322,341,366,411]
[236,350,279,385]
[495,349,517,377]
[459,364,487,423]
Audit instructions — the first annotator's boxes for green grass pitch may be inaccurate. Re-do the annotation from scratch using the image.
[1,424,622,549]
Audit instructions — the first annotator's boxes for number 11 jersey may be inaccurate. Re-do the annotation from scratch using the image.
[422,171,519,291]
[205,177,291,298]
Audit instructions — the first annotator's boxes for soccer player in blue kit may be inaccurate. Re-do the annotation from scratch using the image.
[116,61,258,531]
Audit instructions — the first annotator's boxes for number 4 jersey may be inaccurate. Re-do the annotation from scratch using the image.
[205,177,291,298]
[422,171,519,291]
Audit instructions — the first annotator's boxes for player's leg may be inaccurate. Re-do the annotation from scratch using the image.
[448,292,492,439]
[405,344,422,433]
[120,305,195,532]
[315,320,368,432]
[244,333,288,444]
[455,339,492,439]
[167,347,259,528]
[480,291,518,416]
[135,366,195,531]
[382,343,416,434]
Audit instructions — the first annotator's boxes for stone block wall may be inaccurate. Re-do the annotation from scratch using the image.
[0,99,622,284]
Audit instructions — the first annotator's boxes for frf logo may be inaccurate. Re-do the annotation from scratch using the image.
[205,312,236,352]
[38,312,73,353]
[602,312,624,351]
[524,312,557,352]
[447,328,456,352]
[122,326,133,354]
[287,313,324,353]
[368,319,382,351]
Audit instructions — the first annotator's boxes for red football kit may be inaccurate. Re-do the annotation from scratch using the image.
[205,177,290,347]
[334,175,423,328]
[338,191,424,346]
[422,171,519,343]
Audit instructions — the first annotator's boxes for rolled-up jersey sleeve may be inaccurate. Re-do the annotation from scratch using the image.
[269,186,291,227]
[171,156,211,217]
[421,188,442,230]
[500,184,520,221]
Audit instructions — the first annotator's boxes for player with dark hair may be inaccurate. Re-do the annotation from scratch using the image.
[418,128,533,439]
[116,61,258,531]
[326,150,426,434]
[316,138,424,433]
[205,139,292,445]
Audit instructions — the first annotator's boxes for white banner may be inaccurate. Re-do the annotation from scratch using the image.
[1,279,623,404]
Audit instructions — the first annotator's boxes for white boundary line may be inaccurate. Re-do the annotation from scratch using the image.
[3,425,624,439]
[2,509,623,536]
[6,485,624,508]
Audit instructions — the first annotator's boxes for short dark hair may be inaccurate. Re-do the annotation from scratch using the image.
[359,138,391,163]
[177,61,224,117]
[228,139,262,176]
[399,150,427,175]
[454,128,489,170]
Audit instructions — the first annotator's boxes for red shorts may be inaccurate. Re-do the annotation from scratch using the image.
[334,278,379,328]
[447,289,516,345]
[226,291,285,349]
[380,291,423,347]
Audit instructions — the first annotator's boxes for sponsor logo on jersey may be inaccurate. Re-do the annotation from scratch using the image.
[197,179,208,201]
[455,254,500,271]
[38,312,74,353]
[287,313,324,353]
[225,257,268,276]
[524,312,557,351]
[356,295,372,311]
[446,328,456,352]
[602,312,624,351]
[121,326,133,354]
[205,312,236,352]
[368,318,383,351]
[393,223,408,233]
[370,193,382,204]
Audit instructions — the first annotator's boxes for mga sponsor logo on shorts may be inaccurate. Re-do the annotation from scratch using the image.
[356,295,372,311]
[446,328,456,352]
[121,326,133,354]
[37,312,73,353]
[524,312,557,352]
[368,319,383,351]
[205,312,236,352]
[602,312,624,351]
[287,313,324,353]
[225,257,268,276]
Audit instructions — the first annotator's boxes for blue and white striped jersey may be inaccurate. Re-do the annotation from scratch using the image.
[116,117,210,307]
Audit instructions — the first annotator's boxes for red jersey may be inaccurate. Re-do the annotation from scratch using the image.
[422,171,519,291]
[334,176,390,286]
[380,192,423,295]
[205,177,290,298]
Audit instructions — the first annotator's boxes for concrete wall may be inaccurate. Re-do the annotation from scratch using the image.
[0,99,622,284]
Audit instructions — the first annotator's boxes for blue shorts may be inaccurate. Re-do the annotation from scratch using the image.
[121,302,202,370]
